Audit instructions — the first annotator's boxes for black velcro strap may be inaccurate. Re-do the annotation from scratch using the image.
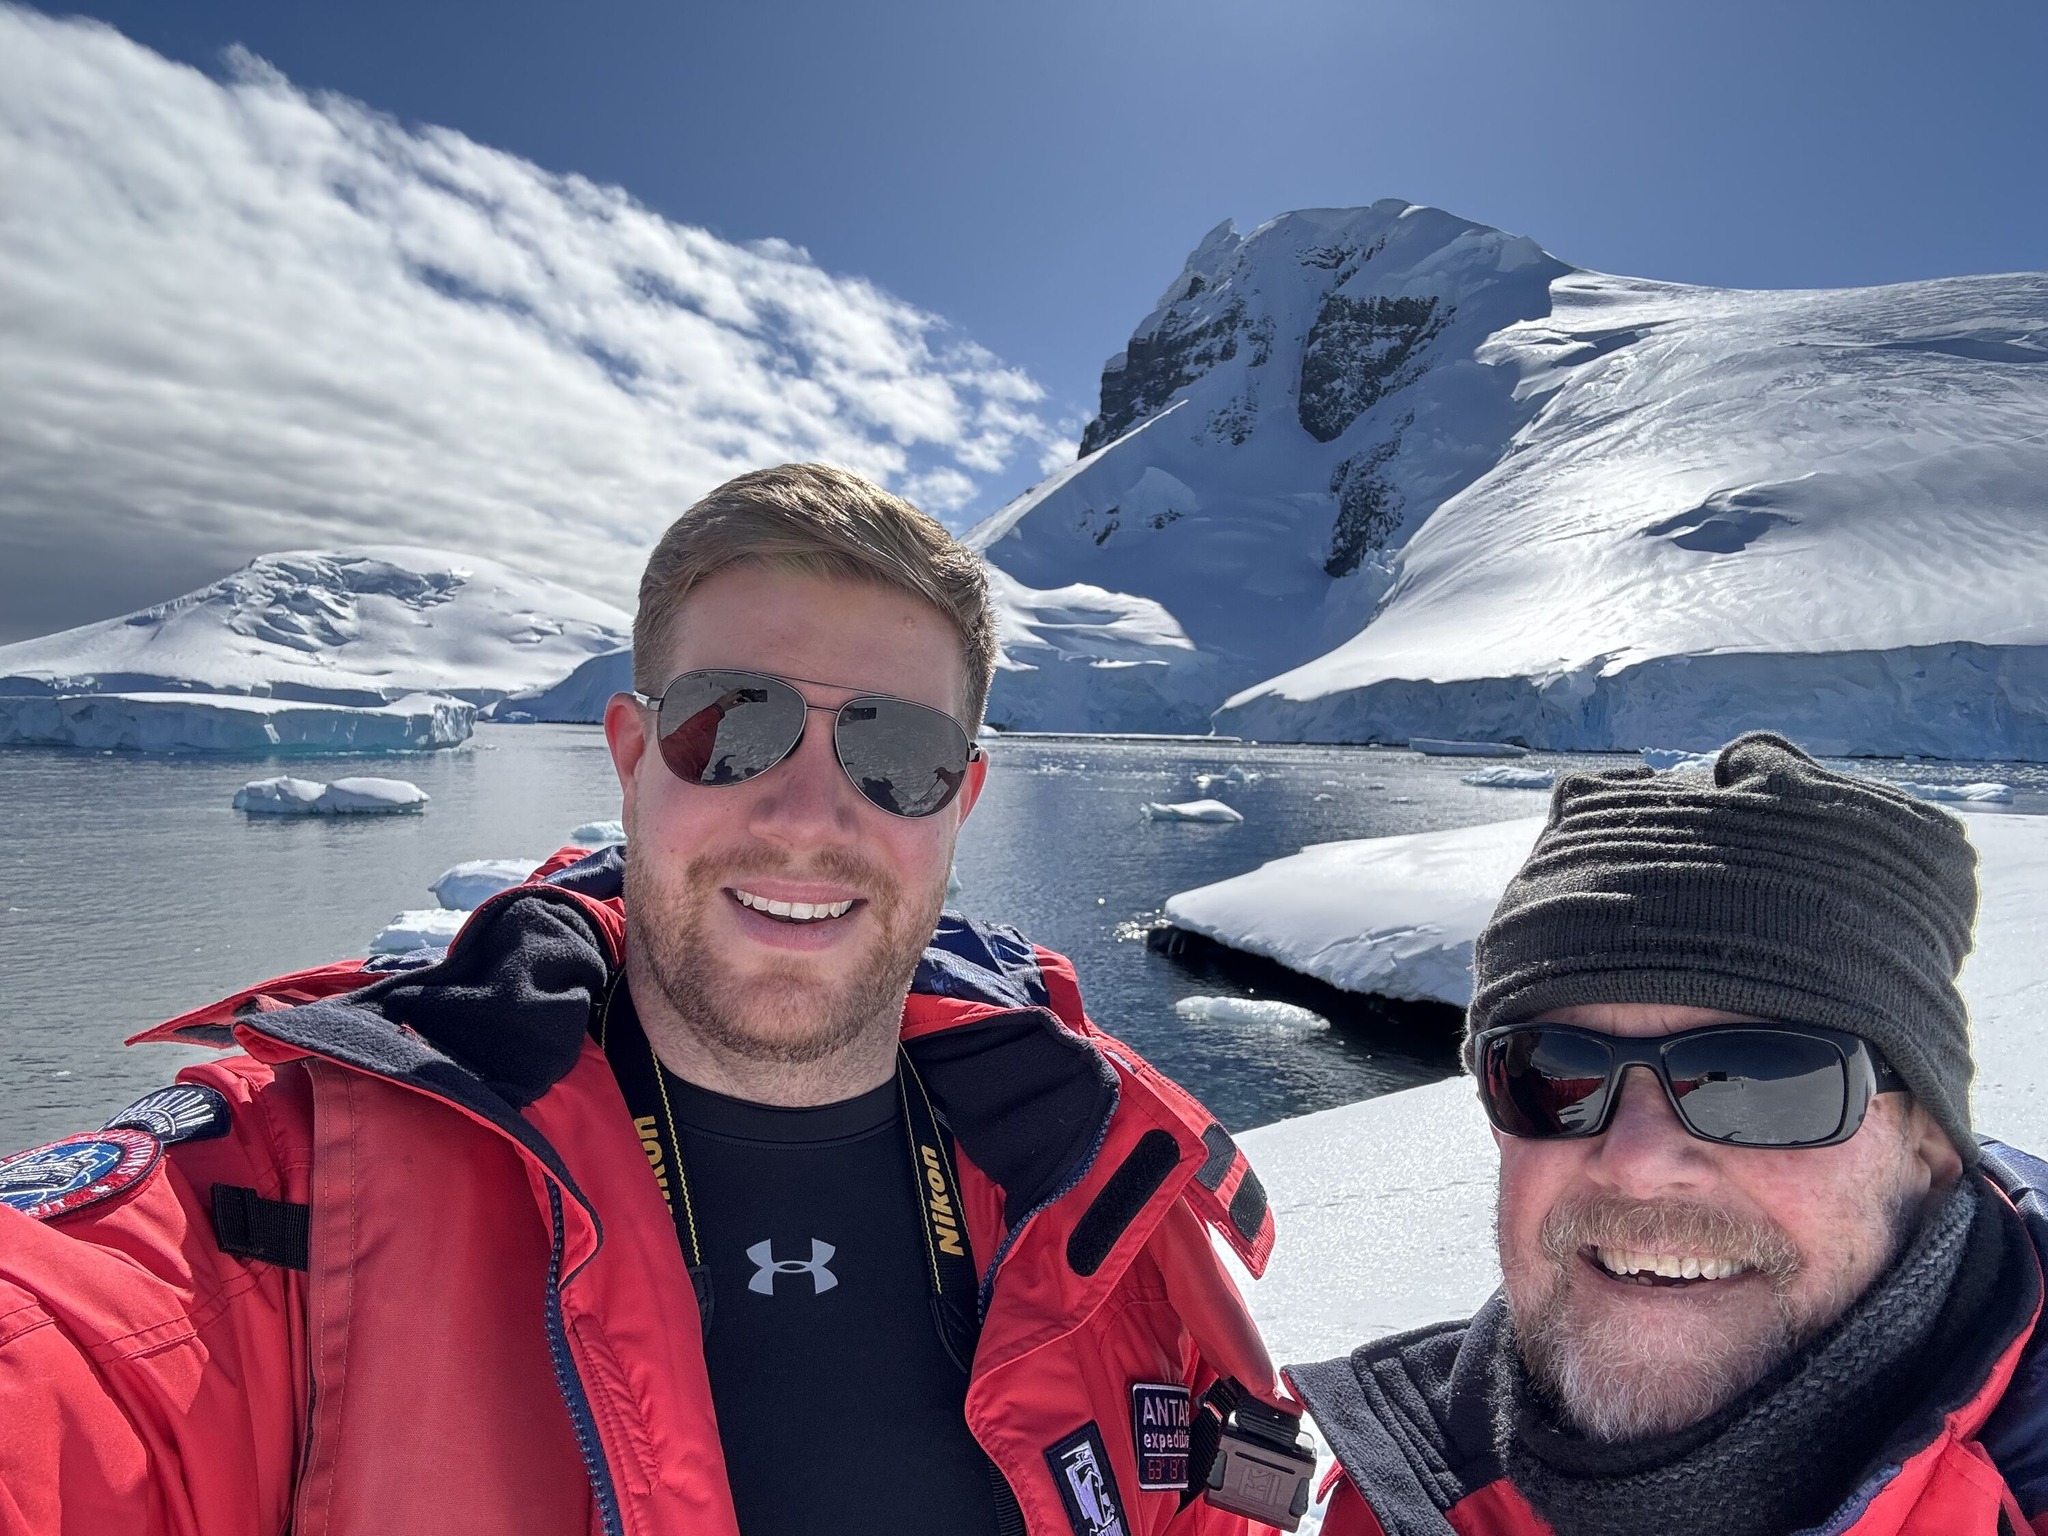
[211,1184,310,1271]
[1195,1123,1236,1191]
[1228,1163,1269,1243]
[1067,1130,1182,1277]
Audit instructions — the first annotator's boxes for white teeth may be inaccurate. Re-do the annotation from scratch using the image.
[733,889,854,922]
[1594,1247,1750,1281]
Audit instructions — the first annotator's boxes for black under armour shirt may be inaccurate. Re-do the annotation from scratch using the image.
[606,991,1001,1536]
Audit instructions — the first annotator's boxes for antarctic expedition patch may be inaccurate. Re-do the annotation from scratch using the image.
[0,1129,162,1220]
[1130,1382,1192,1490]
[104,1083,232,1145]
[1044,1422,1130,1536]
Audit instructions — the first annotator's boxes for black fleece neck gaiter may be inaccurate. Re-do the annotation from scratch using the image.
[1495,1178,1993,1536]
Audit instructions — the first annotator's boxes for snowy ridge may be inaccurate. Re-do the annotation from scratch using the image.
[0,548,631,707]
[968,204,1570,731]
[976,203,2048,756]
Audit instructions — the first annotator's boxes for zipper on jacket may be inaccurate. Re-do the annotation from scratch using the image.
[542,1180,626,1536]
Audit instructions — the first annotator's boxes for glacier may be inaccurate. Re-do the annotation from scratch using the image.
[970,202,2048,758]
[0,690,473,753]
[0,548,630,708]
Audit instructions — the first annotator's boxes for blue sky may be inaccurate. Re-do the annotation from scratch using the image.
[52,0,2048,418]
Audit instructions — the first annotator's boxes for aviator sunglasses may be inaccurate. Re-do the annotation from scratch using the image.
[629,668,983,819]
[1472,1020,1907,1150]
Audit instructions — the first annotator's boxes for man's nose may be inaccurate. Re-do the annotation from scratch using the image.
[744,710,863,845]
[1588,1063,1709,1190]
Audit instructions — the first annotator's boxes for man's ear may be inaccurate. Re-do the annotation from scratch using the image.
[1910,1099,1965,1193]
[604,692,651,825]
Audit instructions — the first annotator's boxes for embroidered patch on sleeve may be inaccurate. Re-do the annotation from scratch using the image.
[1130,1381,1192,1490]
[1044,1422,1131,1536]
[104,1083,232,1145]
[0,1129,162,1220]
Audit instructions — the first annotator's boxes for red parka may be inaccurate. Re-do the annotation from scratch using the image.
[0,849,1290,1536]
[1292,1141,2048,1536]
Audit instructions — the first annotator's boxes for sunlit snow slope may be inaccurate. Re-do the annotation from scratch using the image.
[981,202,2048,755]
[0,548,631,707]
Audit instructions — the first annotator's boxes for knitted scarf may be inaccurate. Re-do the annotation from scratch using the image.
[1495,1178,1998,1536]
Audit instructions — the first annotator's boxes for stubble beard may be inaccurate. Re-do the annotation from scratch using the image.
[1503,1181,1920,1443]
[625,842,946,1067]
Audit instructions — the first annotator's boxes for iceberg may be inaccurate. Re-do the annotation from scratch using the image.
[1459,766,1555,790]
[234,775,429,815]
[1143,798,1244,824]
[1,690,473,753]
[369,908,466,955]
[569,819,627,847]
[1173,996,1329,1031]
[431,858,541,910]
[1231,812,2048,1368]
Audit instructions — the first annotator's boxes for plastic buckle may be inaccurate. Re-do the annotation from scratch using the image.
[1203,1399,1315,1530]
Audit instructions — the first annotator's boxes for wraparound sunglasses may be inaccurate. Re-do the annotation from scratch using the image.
[628,669,983,819]
[1472,1020,1907,1149]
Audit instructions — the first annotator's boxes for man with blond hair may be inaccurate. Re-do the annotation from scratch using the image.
[0,465,1308,1536]
[1294,735,2048,1536]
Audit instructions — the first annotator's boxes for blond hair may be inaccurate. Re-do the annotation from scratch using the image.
[634,463,998,727]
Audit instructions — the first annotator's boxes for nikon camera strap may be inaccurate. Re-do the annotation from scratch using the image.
[599,981,982,1371]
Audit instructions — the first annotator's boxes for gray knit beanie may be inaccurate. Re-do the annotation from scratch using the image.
[1468,733,1981,1164]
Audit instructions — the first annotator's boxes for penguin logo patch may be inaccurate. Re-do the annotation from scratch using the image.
[0,1129,162,1220]
[1044,1423,1129,1536]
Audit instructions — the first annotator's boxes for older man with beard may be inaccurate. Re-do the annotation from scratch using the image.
[0,465,1309,1536]
[1292,735,2048,1536]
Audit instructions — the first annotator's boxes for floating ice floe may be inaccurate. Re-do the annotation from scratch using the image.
[431,859,541,910]
[1229,812,2048,1368]
[369,908,467,955]
[1143,798,1244,823]
[1166,817,1547,1005]
[1459,766,1556,790]
[1641,747,1716,773]
[2,691,473,754]
[569,819,627,846]
[1897,780,2013,804]
[1193,765,1259,793]
[1408,738,1527,759]
[1173,995,1329,1031]
[234,775,430,815]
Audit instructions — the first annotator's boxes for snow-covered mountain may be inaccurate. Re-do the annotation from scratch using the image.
[974,203,2048,758]
[0,548,632,707]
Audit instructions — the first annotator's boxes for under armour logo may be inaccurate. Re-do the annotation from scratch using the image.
[746,1238,838,1295]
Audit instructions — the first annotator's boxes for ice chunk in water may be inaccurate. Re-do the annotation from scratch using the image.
[370,908,465,954]
[234,775,428,815]
[1897,781,2013,804]
[1460,766,1556,790]
[1173,995,1328,1031]
[1143,799,1244,823]
[431,858,541,910]
[569,819,627,846]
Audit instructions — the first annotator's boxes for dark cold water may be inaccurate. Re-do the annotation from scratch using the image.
[4,727,2044,1149]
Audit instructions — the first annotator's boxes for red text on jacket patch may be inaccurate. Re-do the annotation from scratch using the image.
[0,1129,161,1220]
[1130,1382,1192,1490]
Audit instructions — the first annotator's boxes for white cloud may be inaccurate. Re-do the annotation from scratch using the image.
[0,8,1067,638]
